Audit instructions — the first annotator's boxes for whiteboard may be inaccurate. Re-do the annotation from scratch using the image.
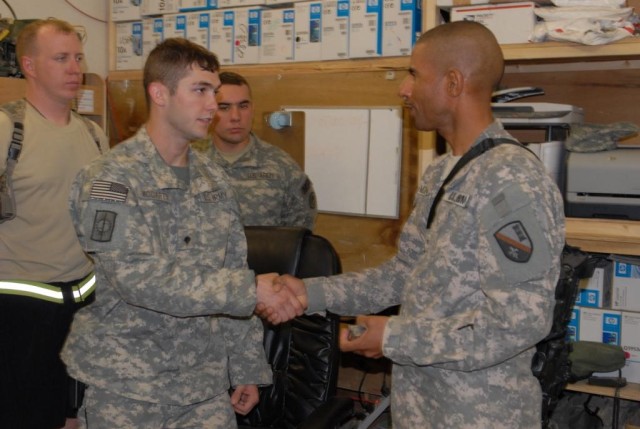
[283,106,402,218]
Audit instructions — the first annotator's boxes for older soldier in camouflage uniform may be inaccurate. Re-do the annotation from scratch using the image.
[271,21,565,428]
[204,71,317,229]
[61,38,303,428]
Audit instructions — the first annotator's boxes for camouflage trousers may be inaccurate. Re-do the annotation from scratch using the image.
[78,386,237,428]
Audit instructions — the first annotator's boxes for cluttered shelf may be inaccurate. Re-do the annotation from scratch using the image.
[565,218,640,257]
[566,379,640,402]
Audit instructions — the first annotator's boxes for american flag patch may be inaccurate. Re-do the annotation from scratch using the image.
[90,180,129,203]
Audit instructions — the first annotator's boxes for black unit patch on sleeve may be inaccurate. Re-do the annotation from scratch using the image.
[494,220,533,263]
[91,210,117,242]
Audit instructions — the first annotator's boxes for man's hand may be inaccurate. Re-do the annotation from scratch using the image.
[340,315,388,359]
[276,274,308,310]
[255,273,304,325]
[230,384,259,415]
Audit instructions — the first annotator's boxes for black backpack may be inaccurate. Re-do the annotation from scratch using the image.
[532,244,596,428]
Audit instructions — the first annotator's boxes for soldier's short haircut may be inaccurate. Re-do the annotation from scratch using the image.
[143,38,220,107]
[16,19,81,64]
[219,71,252,97]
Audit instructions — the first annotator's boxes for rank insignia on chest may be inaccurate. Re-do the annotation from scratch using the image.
[494,221,533,263]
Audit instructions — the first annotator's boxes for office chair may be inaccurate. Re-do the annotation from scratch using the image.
[237,226,355,429]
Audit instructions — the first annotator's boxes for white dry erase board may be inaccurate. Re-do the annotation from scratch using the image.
[283,106,403,218]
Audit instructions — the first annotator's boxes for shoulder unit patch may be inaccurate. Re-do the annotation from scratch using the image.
[494,221,533,263]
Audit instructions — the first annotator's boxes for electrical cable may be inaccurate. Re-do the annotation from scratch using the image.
[64,0,106,23]
[1,0,17,19]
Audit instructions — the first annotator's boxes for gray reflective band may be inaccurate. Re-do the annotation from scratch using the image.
[0,273,96,303]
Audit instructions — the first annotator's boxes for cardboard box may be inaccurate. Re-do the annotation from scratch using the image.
[381,0,421,57]
[575,263,612,309]
[111,0,142,22]
[349,0,382,58]
[567,307,580,342]
[613,261,640,312]
[234,7,263,64]
[579,307,621,345]
[142,0,180,16]
[164,13,188,39]
[621,311,640,383]
[210,10,235,65]
[180,0,218,11]
[142,17,164,63]
[321,0,350,60]
[186,11,211,49]
[261,8,295,63]
[115,21,144,71]
[218,0,266,8]
[450,1,536,45]
[295,1,323,62]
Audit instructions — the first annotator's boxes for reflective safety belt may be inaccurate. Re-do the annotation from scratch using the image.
[0,272,96,304]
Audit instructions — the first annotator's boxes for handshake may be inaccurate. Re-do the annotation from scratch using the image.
[255,273,307,325]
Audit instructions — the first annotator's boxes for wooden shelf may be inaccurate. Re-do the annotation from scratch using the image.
[566,380,640,402]
[566,218,640,257]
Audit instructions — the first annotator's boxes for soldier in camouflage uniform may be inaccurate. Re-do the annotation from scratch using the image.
[271,22,565,428]
[203,71,317,229]
[61,38,303,428]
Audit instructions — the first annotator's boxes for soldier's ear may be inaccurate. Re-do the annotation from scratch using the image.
[21,56,34,76]
[148,82,168,107]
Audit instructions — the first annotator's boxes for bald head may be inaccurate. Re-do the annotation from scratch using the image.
[416,21,504,95]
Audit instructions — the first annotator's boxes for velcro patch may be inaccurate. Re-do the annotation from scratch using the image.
[90,180,128,203]
[494,221,533,263]
[90,210,117,242]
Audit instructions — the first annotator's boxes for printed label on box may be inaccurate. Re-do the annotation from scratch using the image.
[261,8,295,63]
[349,0,382,58]
[180,0,218,11]
[112,0,142,22]
[143,17,164,63]
[321,0,349,60]
[295,2,323,62]
[234,8,263,64]
[381,0,421,57]
[116,21,143,71]
[164,14,188,39]
[613,261,640,312]
[210,10,234,65]
[187,12,211,49]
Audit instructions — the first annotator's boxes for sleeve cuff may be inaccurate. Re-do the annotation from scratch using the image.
[305,277,328,314]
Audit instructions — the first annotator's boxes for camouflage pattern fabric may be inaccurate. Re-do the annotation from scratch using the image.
[305,121,565,429]
[565,122,639,152]
[79,386,237,428]
[202,134,317,229]
[61,126,271,410]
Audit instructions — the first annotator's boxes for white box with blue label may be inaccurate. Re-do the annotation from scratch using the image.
[142,0,180,16]
[579,307,622,345]
[112,0,142,22]
[567,307,580,342]
[321,0,349,60]
[295,2,323,62]
[116,21,144,71]
[575,263,612,309]
[621,311,640,383]
[261,8,295,63]
[164,13,188,38]
[613,261,640,312]
[450,1,536,45]
[218,0,266,8]
[232,7,263,65]
[142,17,164,63]
[180,0,218,11]
[210,10,234,65]
[381,0,421,57]
[349,0,382,58]
[187,11,211,49]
